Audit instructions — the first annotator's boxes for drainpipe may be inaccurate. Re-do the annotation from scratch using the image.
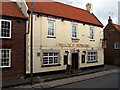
[26,14,30,34]
[30,0,33,85]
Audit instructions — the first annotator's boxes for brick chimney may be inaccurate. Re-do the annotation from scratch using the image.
[108,16,112,24]
[86,3,93,14]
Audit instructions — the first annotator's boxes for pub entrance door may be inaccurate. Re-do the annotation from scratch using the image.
[72,53,79,70]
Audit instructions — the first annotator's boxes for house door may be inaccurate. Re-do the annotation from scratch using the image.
[72,53,78,70]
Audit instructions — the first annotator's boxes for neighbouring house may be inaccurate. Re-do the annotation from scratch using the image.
[17,1,104,75]
[0,1,27,81]
[104,16,120,66]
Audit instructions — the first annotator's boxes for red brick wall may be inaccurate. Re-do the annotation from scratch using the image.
[0,16,26,81]
[104,23,120,66]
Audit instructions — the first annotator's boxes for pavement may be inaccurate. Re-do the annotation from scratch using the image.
[2,64,119,89]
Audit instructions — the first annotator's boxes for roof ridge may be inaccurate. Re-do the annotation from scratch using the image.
[113,23,120,26]
[26,1,103,27]
[112,23,120,32]
[53,1,88,12]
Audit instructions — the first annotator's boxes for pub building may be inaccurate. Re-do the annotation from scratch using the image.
[17,1,104,74]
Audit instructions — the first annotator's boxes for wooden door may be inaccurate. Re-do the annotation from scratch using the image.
[72,53,78,70]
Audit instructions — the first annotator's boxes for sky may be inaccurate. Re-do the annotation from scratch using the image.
[11,0,119,27]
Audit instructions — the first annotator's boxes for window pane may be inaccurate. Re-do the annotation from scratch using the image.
[88,52,97,62]
[54,53,58,56]
[49,57,53,64]
[49,53,53,56]
[72,25,77,38]
[54,57,58,63]
[43,60,48,64]
[43,53,48,56]
[0,49,10,67]
[48,20,54,36]
[43,52,59,65]
[1,20,11,38]
[90,27,94,40]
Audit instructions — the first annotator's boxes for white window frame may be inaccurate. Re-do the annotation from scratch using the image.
[43,52,59,65]
[90,27,94,40]
[88,52,97,62]
[114,42,120,49]
[0,19,11,39]
[47,20,55,37]
[0,49,11,68]
[72,24,77,38]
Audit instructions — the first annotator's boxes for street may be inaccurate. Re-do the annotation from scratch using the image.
[9,68,119,89]
[52,72,119,88]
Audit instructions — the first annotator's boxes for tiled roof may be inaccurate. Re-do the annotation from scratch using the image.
[113,24,120,32]
[0,1,25,18]
[26,2,103,27]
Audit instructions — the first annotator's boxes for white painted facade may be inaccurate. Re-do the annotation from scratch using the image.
[16,1,104,74]
[26,15,104,73]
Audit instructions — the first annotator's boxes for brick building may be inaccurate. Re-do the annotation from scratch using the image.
[0,1,27,81]
[104,16,120,66]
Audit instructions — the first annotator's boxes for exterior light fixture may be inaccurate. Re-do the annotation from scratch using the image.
[82,51,86,55]
[102,39,107,48]
[65,50,69,56]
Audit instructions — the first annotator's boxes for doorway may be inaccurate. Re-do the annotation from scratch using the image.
[72,53,79,70]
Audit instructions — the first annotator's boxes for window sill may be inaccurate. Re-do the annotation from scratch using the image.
[114,48,120,50]
[0,66,11,68]
[90,40,95,41]
[87,61,98,63]
[0,38,11,40]
[41,64,61,67]
[72,38,80,40]
[47,36,56,38]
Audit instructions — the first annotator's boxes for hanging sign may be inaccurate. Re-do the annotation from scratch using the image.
[74,49,80,52]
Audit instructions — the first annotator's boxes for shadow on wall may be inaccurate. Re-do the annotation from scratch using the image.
[105,57,120,66]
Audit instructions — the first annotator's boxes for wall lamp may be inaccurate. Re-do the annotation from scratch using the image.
[82,51,86,55]
[65,50,69,56]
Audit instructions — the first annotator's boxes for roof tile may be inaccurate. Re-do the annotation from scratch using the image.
[113,24,120,32]
[26,2,103,27]
[0,1,25,18]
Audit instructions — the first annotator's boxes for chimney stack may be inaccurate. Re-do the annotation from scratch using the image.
[86,3,93,14]
[108,16,112,24]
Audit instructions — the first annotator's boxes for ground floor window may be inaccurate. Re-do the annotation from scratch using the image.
[82,55,85,63]
[88,52,97,62]
[0,49,11,68]
[43,52,59,65]
[114,42,120,49]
